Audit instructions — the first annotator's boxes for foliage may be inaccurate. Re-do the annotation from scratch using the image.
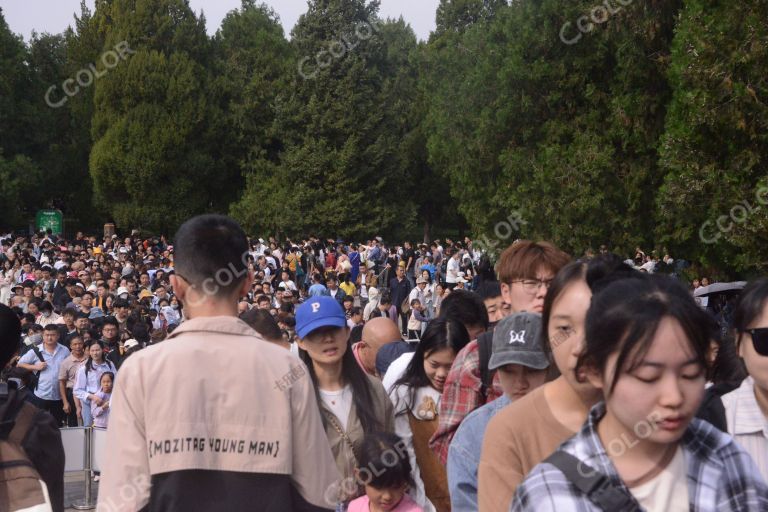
[657,0,768,272]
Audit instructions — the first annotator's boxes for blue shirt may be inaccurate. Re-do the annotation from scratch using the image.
[19,343,70,400]
[448,394,510,511]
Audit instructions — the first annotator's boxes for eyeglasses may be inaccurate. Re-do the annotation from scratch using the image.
[744,328,768,356]
[512,278,553,294]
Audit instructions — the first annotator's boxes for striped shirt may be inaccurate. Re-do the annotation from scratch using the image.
[511,402,768,512]
[722,376,768,482]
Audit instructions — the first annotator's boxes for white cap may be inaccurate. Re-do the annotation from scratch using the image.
[123,339,140,350]
[117,286,129,296]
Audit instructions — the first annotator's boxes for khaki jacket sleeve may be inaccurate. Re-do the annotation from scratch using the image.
[478,410,524,512]
[96,356,151,512]
[290,362,341,509]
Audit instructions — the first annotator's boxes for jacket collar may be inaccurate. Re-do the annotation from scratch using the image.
[730,377,768,435]
[166,316,260,340]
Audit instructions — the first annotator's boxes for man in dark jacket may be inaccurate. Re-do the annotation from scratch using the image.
[389,264,412,335]
[0,304,65,512]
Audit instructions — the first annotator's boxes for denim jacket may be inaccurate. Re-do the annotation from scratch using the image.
[448,394,511,511]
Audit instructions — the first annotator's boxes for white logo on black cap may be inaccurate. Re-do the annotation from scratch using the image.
[509,330,526,345]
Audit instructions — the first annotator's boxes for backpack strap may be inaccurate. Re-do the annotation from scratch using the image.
[543,450,640,511]
[30,345,45,364]
[477,331,494,398]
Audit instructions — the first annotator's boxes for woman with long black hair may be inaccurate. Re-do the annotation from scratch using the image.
[388,318,471,512]
[297,296,394,508]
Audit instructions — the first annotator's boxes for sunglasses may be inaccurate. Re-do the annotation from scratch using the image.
[744,328,768,356]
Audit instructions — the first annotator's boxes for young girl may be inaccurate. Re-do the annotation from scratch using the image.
[348,433,423,512]
[389,318,470,511]
[297,296,394,506]
[73,340,117,427]
[512,274,768,511]
[407,299,428,340]
[721,277,768,481]
[479,256,631,512]
[91,371,114,429]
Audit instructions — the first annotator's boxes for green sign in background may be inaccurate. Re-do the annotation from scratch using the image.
[35,209,64,235]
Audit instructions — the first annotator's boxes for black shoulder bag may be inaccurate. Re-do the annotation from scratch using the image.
[543,450,641,511]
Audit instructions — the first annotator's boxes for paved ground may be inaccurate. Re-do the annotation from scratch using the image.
[65,472,99,511]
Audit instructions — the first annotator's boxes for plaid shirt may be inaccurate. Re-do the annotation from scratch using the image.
[512,402,768,512]
[429,339,503,464]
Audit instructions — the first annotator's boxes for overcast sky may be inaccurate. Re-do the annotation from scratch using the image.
[0,0,439,41]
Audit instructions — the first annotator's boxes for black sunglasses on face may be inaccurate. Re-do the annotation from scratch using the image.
[744,328,768,356]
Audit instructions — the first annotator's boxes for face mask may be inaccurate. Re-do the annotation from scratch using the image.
[25,333,42,346]
[42,311,51,318]
[171,304,179,310]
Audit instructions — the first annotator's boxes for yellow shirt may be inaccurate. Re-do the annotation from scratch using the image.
[339,281,356,297]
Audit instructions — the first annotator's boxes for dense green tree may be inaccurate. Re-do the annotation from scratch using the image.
[232,0,421,239]
[89,0,224,231]
[657,0,768,272]
[435,0,507,35]
[210,1,294,199]
[425,0,681,256]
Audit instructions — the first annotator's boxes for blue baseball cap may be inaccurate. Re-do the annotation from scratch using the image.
[296,296,347,338]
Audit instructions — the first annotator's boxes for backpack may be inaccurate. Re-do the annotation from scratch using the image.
[0,385,52,511]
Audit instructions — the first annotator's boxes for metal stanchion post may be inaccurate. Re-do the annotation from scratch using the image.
[72,427,96,510]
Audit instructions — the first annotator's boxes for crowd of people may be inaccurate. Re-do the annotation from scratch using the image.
[0,220,766,512]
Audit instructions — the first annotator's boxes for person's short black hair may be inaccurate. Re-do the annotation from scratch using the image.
[342,295,354,304]
[113,298,130,309]
[63,307,78,317]
[349,324,364,344]
[438,289,489,331]
[76,312,90,320]
[240,308,282,341]
[173,215,249,298]
[0,305,21,367]
[477,281,501,300]
[43,324,59,332]
[40,301,54,312]
[102,316,119,328]
[22,313,35,324]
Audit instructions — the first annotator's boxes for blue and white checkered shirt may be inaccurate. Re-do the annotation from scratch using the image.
[511,402,768,512]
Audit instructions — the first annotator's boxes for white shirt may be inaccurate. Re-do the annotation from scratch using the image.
[319,385,352,430]
[446,257,460,283]
[628,446,689,511]
[722,376,768,482]
[382,352,414,393]
[408,286,425,307]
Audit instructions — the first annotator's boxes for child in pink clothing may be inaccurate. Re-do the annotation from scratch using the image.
[91,371,113,429]
[347,433,424,512]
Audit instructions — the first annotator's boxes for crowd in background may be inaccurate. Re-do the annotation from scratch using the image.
[1,225,766,512]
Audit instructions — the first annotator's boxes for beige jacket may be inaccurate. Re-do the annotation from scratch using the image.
[321,374,394,499]
[97,316,340,511]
